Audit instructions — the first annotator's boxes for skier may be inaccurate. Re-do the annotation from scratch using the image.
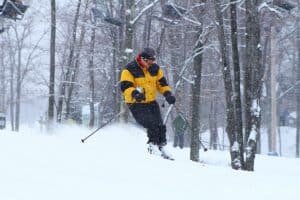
[120,47,176,159]
[172,114,187,149]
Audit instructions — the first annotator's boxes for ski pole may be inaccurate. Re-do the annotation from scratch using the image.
[199,139,208,152]
[81,111,124,143]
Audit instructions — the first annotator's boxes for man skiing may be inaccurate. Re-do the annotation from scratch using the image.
[120,47,176,159]
[172,114,187,149]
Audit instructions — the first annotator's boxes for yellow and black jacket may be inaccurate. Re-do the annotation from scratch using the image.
[120,60,171,103]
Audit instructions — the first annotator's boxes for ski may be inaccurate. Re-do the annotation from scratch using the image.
[161,154,175,161]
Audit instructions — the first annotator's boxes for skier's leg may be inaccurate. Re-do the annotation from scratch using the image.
[157,124,166,145]
[147,101,166,146]
[129,103,160,144]
[173,133,178,148]
[179,133,184,149]
[146,126,160,144]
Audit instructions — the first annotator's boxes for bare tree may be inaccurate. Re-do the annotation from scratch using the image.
[0,43,5,113]
[120,0,135,122]
[190,28,203,162]
[190,1,205,162]
[230,0,244,167]
[65,0,90,121]
[213,0,240,169]
[6,33,15,131]
[244,0,263,171]
[57,0,82,122]
[296,0,300,158]
[48,0,56,123]
[87,0,97,127]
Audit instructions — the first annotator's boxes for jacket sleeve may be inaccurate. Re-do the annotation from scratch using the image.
[120,69,135,100]
[156,68,171,95]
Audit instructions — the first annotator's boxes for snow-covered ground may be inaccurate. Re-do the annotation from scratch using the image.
[0,124,299,200]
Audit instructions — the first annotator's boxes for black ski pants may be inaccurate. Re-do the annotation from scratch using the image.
[128,101,166,145]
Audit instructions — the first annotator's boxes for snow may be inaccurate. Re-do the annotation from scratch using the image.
[231,141,239,152]
[249,128,258,141]
[125,48,133,54]
[251,99,261,117]
[0,123,300,200]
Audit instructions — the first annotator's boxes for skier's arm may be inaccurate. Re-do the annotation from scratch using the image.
[156,68,171,95]
[120,69,136,101]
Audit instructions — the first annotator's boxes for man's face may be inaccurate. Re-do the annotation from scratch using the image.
[142,58,155,68]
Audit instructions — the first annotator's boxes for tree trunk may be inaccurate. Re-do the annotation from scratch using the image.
[230,0,244,167]
[142,0,153,47]
[110,29,118,115]
[48,0,56,123]
[296,0,300,158]
[15,39,21,131]
[120,0,135,122]
[115,0,125,117]
[88,2,96,127]
[270,26,278,154]
[214,0,240,169]
[209,98,218,150]
[8,42,15,131]
[0,47,5,112]
[244,0,263,171]
[264,26,272,153]
[190,27,203,162]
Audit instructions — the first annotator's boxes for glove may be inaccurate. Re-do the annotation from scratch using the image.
[164,91,176,105]
[132,90,145,102]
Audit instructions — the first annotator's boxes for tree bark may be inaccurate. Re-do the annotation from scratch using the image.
[209,97,218,150]
[230,0,244,167]
[14,28,22,132]
[214,0,240,169]
[115,0,125,117]
[244,0,263,171]
[0,47,5,112]
[270,26,278,154]
[142,0,153,47]
[8,36,15,131]
[296,0,300,158]
[88,0,96,127]
[190,27,203,162]
[120,0,135,122]
[48,0,56,123]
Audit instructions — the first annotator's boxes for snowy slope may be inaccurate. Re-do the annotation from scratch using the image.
[0,124,299,200]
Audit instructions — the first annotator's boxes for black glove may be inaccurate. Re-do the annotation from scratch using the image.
[164,91,176,105]
[132,90,145,102]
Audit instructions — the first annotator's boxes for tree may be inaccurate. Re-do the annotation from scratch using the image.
[65,0,90,121]
[87,0,97,127]
[190,25,203,162]
[119,0,135,122]
[296,0,300,158]
[0,42,6,113]
[244,0,263,171]
[48,0,56,123]
[213,0,241,169]
[57,0,82,122]
[230,0,244,167]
